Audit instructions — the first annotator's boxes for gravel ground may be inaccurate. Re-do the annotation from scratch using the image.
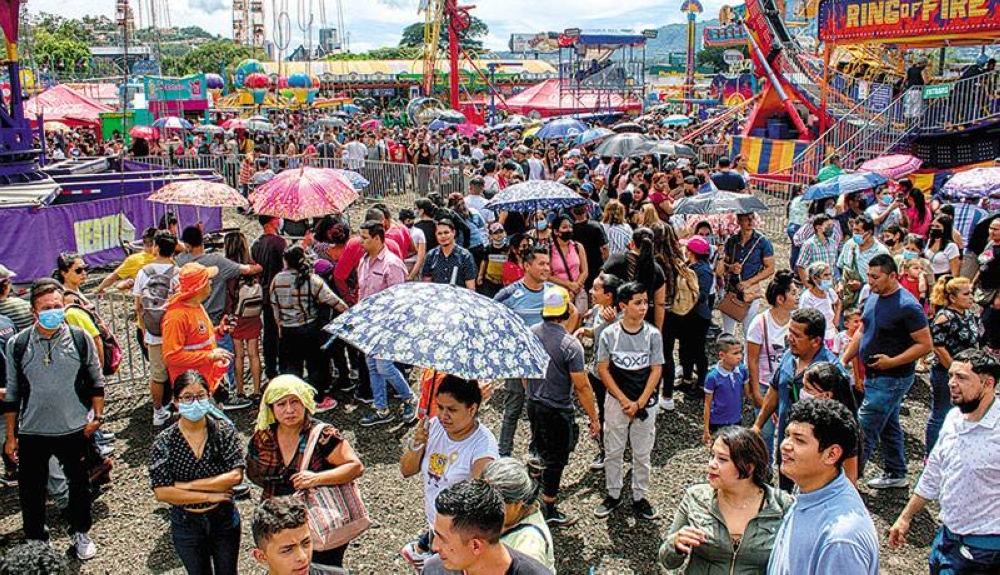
[0,210,936,573]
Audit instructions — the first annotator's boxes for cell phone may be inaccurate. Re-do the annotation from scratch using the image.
[865,354,878,366]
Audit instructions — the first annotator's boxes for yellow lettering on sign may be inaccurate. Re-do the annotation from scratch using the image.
[867,1,885,25]
[847,3,860,26]
[968,0,988,16]
[920,0,938,19]
[949,0,966,18]
[884,0,901,22]
[73,215,121,255]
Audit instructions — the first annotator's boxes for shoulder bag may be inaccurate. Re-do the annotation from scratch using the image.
[295,423,371,550]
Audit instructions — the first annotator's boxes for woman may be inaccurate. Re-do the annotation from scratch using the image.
[633,203,661,229]
[448,193,488,269]
[660,427,793,574]
[745,271,798,463]
[800,262,840,349]
[414,142,434,194]
[680,234,715,392]
[269,246,347,411]
[800,362,861,484]
[902,186,932,238]
[924,215,961,279]
[544,148,560,178]
[927,275,978,454]
[602,227,667,331]
[503,233,530,286]
[481,458,556,572]
[549,215,589,313]
[601,200,633,257]
[53,253,106,368]
[247,375,364,568]
[526,210,554,253]
[399,376,499,569]
[655,224,689,410]
[150,371,246,575]
[223,231,263,400]
[975,219,1000,351]
[881,224,907,257]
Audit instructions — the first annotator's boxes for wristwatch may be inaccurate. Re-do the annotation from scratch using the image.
[94,415,105,423]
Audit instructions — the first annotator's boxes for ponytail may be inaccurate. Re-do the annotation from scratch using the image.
[930,274,970,308]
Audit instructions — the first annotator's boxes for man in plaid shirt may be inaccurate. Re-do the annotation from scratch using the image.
[796,215,840,284]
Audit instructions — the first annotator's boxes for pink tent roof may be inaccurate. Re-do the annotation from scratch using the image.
[25,85,115,127]
[503,79,643,118]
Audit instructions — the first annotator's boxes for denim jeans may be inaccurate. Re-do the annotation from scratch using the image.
[787,223,802,270]
[366,357,413,411]
[925,365,953,456]
[858,373,915,477]
[169,503,241,575]
[498,378,525,457]
[755,383,777,466]
[929,526,1000,575]
[217,333,236,393]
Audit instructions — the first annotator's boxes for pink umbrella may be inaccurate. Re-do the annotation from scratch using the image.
[149,180,249,208]
[360,119,382,131]
[455,122,480,137]
[222,118,248,130]
[859,154,923,179]
[250,166,358,219]
[129,125,158,139]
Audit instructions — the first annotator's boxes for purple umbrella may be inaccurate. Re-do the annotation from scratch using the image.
[941,167,1000,199]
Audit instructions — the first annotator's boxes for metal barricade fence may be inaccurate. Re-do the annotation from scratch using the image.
[749,176,797,243]
[93,290,150,386]
[698,143,729,168]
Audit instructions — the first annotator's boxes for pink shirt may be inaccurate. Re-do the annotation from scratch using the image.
[334,236,402,304]
[358,247,408,301]
[549,240,582,282]
[905,206,932,238]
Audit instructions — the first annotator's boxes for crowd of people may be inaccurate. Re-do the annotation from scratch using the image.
[4,105,1000,575]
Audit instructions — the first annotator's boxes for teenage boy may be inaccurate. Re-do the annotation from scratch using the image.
[251,497,348,575]
[703,335,752,446]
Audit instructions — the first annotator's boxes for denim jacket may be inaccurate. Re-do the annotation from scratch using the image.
[770,346,842,446]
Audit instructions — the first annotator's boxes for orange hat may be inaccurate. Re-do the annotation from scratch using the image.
[171,262,218,302]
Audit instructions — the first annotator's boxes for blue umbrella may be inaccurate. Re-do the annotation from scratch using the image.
[483,180,587,213]
[342,104,361,114]
[427,118,453,131]
[803,172,888,201]
[332,169,370,190]
[574,127,615,146]
[662,114,692,126]
[535,118,587,140]
[152,116,193,130]
[324,283,549,380]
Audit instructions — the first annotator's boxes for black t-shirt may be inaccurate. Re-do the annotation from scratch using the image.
[573,220,608,289]
[602,252,665,323]
[503,211,528,236]
[421,546,551,575]
[250,233,288,296]
[969,213,1000,259]
[415,219,439,252]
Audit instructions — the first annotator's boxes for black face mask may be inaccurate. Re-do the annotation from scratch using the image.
[559,231,574,242]
[929,229,944,239]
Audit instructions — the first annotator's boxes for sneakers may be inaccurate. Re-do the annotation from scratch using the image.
[589,453,606,471]
[153,407,172,427]
[222,395,254,411]
[594,495,621,518]
[360,409,395,427]
[400,400,418,423]
[400,541,433,574]
[658,396,675,411]
[866,474,908,489]
[315,397,338,413]
[95,431,116,443]
[632,498,660,520]
[73,531,97,560]
[97,443,115,458]
[541,501,578,527]
[353,394,374,405]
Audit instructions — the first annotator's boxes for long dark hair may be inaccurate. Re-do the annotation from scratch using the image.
[804,362,859,414]
[283,245,311,290]
[909,188,928,224]
[631,227,656,293]
[53,251,82,284]
[224,232,250,265]
[930,214,955,251]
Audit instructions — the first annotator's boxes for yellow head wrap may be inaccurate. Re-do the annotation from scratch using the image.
[255,374,318,431]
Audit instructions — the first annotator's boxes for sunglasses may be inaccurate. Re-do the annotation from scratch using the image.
[74,267,88,274]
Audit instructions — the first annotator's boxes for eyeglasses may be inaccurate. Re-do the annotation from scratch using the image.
[74,267,88,274]
[177,393,209,404]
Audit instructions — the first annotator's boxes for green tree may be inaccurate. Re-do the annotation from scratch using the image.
[32,29,91,74]
[399,15,489,52]
[324,45,422,61]
[696,45,749,73]
[166,40,265,76]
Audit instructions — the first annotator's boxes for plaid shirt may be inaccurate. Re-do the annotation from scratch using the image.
[269,271,345,328]
[797,235,840,276]
[951,202,987,248]
[246,419,343,499]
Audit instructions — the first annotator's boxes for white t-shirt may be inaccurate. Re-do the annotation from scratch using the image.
[132,262,179,345]
[483,175,501,197]
[799,288,840,342]
[745,310,789,387]
[421,417,498,526]
[924,243,960,275]
[527,158,545,180]
[344,141,367,169]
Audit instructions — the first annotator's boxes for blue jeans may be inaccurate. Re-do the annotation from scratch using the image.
[787,223,801,269]
[926,365,952,456]
[170,503,241,575]
[366,357,413,410]
[929,526,1000,575]
[858,374,915,477]
[217,333,236,393]
[756,383,776,465]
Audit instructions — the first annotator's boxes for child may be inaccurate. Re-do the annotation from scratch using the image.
[800,261,841,350]
[835,307,866,407]
[900,258,928,312]
[702,335,751,446]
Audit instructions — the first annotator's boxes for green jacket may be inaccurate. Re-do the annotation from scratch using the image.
[659,483,794,575]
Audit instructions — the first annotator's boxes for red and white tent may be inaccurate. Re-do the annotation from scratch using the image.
[25,84,114,128]
[503,79,642,118]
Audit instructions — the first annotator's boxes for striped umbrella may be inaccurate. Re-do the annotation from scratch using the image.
[152,116,193,130]
[250,166,358,219]
[192,124,224,135]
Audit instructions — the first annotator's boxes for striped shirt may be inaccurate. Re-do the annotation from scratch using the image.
[0,296,33,331]
[603,223,633,257]
[951,202,987,248]
[269,272,345,328]
[797,235,841,277]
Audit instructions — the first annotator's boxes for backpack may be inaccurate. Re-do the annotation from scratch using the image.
[11,326,98,409]
[235,280,264,319]
[672,265,700,316]
[65,303,123,376]
[139,264,176,337]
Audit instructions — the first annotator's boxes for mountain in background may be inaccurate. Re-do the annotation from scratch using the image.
[645,19,720,63]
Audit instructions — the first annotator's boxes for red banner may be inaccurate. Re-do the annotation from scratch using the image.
[818,0,1000,42]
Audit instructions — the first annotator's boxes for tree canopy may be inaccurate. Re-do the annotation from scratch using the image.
[696,45,749,73]
[399,15,489,52]
[163,40,264,77]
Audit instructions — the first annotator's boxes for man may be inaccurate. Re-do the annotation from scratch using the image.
[527,149,545,180]
[4,281,104,560]
[843,253,931,489]
[570,204,608,292]
[357,221,417,427]
[252,496,348,575]
[177,226,261,409]
[864,187,903,235]
[513,145,531,178]
[94,227,158,295]
[423,480,551,575]
[951,196,988,278]
[719,213,775,336]
[482,159,501,198]
[795,215,839,284]
[768,399,879,575]
[709,157,747,192]
[494,248,553,457]
[527,286,600,526]
[836,214,888,308]
[595,282,664,521]
[134,230,179,426]
[464,176,492,223]
[343,132,367,171]
[161,263,234,397]
[0,265,32,331]
[422,219,477,289]
[753,308,841,487]
[252,215,288,380]
[889,348,1000,573]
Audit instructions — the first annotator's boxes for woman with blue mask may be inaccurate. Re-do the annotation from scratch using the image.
[149,370,246,575]
[800,261,841,350]
[527,209,554,252]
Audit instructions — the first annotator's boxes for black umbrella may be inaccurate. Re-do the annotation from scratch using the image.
[593,133,650,158]
[631,139,697,159]
[611,122,645,134]
[673,191,770,215]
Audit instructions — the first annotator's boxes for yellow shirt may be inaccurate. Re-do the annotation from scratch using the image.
[65,308,100,337]
[114,252,156,280]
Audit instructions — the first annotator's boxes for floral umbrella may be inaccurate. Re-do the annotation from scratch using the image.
[360,119,382,130]
[43,121,72,133]
[149,180,249,208]
[673,191,770,215]
[859,154,923,179]
[250,166,358,219]
[192,124,224,136]
[324,282,549,380]
[152,116,193,130]
[941,167,1000,199]
[331,169,370,190]
[483,180,587,213]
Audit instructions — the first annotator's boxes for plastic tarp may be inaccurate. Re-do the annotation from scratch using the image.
[503,79,642,118]
[25,85,114,127]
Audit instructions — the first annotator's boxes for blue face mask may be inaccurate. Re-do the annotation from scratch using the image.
[818,279,832,291]
[852,233,865,245]
[535,220,548,231]
[37,308,65,330]
[903,250,918,260]
[881,194,894,205]
[178,398,212,422]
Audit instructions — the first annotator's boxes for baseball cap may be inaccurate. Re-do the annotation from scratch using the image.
[682,236,711,256]
[541,286,571,318]
[0,264,16,281]
[488,222,505,234]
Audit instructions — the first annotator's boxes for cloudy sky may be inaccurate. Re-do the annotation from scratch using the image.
[28,0,726,52]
